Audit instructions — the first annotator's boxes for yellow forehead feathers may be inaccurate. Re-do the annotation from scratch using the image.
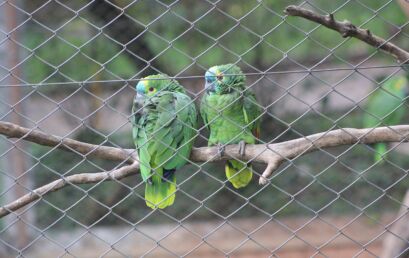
[214,69,224,81]
[141,80,149,87]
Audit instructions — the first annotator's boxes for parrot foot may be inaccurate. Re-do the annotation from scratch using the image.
[217,143,225,157]
[238,141,246,157]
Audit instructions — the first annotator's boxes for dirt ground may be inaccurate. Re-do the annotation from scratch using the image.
[22,213,397,258]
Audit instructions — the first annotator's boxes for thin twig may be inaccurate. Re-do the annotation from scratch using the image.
[0,162,139,218]
[284,5,409,63]
[1,121,409,217]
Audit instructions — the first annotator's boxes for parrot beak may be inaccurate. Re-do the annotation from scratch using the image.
[205,81,216,93]
[135,92,145,105]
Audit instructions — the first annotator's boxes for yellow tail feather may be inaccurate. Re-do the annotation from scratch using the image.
[145,171,176,209]
[225,160,253,188]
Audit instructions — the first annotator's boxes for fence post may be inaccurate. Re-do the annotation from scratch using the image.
[0,2,10,256]
[1,0,32,251]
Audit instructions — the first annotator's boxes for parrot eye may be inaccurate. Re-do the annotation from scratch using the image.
[217,74,223,81]
[148,87,154,92]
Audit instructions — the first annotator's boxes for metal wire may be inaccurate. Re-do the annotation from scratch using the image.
[1,0,409,257]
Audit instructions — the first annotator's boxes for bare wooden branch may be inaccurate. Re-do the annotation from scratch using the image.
[0,122,136,163]
[1,121,409,217]
[284,5,409,63]
[256,126,409,184]
[0,162,139,218]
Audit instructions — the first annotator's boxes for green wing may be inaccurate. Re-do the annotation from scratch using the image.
[200,95,210,130]
[132,99,151,181]
[243,91,262,139]
[363,76,407,128]
[151,92,197,170]
[131,98,140,143]
[134,92,197,181]
[163,92,197,169]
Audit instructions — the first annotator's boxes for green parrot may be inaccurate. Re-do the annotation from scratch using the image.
[200,64,262,188]
[132,74,197,209]
[363,75,409,162]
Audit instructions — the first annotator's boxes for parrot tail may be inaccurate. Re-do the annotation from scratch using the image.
[225,160,253,188]
[145,168,176,209]
[374,143,387,163]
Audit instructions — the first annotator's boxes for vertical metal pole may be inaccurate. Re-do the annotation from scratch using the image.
[4,0,29,250]
[0,2,10,256]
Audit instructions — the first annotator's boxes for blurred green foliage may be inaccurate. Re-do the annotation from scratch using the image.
[23,0,407,84]
[129,0,406,71]
[24,20,137,84]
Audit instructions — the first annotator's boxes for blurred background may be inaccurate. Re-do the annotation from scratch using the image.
[1,0,409,257]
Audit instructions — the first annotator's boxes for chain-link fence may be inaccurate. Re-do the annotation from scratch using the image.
[1,0,409,257]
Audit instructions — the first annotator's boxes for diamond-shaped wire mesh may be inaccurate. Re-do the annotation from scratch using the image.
[1,0,409,257]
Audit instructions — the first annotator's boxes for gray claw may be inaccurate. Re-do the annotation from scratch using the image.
[217,143,225,157]
[238,141,246,157]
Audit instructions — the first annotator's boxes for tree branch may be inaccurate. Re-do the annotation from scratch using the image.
[1,121,409,217]
[0,163,139,218]
[284,5,409,63]
[0,122,136,163]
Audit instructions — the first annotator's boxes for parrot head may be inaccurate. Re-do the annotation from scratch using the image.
[135,74,184,99]
[204,64,245,95]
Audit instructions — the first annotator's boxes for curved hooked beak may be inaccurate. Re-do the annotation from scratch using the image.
[136,92,145,98]
[135,90,146,105]
[205,81,216,93]
[134,95,145,110]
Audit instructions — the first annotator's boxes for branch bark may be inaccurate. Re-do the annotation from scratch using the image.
[284,5,409,64]
[1,121,409,217]
[0,122,136,163]
[0,163,139,218]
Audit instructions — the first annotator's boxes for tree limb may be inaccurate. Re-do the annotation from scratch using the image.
[0,122,136,163]
[0,163,139,218]
[1,121,409,217]
[284,5,409,64]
